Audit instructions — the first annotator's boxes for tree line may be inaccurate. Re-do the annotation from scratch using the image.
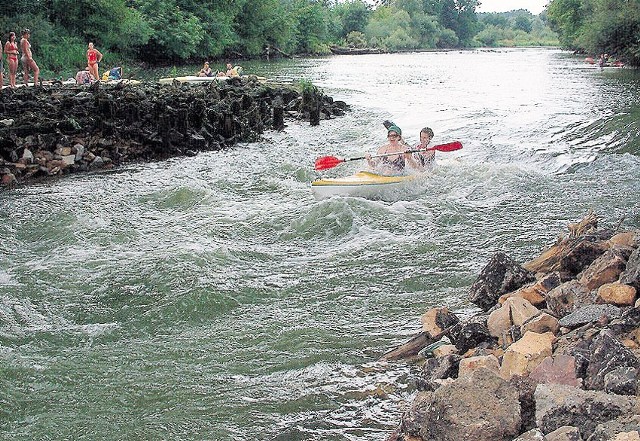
[547,0,640,66]
[1,0,557,76]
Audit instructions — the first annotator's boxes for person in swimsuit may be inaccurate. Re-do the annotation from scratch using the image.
[4,32,20,89]
[86,42,103,83]
[20,29,39,86]
[197,61,212,77]
[407,127,436,171]
[366,125,410,175]
[1,36,4,89]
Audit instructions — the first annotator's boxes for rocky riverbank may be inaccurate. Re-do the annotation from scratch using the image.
[0,78,347,187]
[385,212,640,441]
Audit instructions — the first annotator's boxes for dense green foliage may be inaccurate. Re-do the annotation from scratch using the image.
[1,0,558,76]
[547,0,640,66]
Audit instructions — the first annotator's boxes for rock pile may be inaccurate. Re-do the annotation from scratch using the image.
[385,213,640,441]
[0,78,348,187]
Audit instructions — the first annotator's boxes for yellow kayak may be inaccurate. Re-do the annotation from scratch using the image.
[311,171,417,200]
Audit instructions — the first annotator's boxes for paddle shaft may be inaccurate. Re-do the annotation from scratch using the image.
[347,146,438,162]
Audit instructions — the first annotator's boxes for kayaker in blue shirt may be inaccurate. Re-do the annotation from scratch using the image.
[365,125,410,175]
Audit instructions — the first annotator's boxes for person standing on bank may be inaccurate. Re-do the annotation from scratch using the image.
[20,29,39,86]
[4,32,20,88]
[1,35,4,90]
[87,42,103,82]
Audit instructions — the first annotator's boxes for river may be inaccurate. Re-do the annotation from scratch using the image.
[1,48,639,440]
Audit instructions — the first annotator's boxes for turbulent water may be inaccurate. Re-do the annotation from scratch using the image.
[1,48,640,440]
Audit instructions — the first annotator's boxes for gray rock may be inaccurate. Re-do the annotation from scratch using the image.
[535,383,638,437]
[603,366,638,396]
[585,331,640,391]
[546,426,583,441]
[558,305,622,328]
[586,415,640,441]
[408,368,521,441]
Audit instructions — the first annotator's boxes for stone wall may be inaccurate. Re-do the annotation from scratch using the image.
[0,78,348,187]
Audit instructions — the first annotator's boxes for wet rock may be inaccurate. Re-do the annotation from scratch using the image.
[449,315,495,354]
[469,252,536,311]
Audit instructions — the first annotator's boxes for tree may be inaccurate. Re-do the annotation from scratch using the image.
[333,0,371,38]
[514,14,533,33]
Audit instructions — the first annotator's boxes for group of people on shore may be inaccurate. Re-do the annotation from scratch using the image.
[197,61,241,78]
[1,29,109,89]
[1,29,39,89]
[366,124,436,175]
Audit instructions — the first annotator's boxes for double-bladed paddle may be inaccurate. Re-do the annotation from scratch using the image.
[314,141,463,171]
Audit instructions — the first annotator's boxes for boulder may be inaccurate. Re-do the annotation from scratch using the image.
[534,383,639,437]
[596,283,637,306]
[579,249,629,291]
[469,252,535,311]
[547,280,594,318]
[546,426,583,441]
[522,313,561,335]
[458,354,501,377]
[558,304,622,329]
[529,355,582,387]
[586,415,640,441]
[500,331,555,379]
[415,354,461,391]
[403,368,521,441]
[620,248,640,290]
[585,331,640,391]
[420,307,460,338]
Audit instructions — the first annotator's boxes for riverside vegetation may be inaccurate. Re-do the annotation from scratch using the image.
[2,0,560,80]
[0,79,347,187]
[383,212,640,441]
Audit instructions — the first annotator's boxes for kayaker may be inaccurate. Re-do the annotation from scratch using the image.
[407,127,436,171]
[366,125,410,175]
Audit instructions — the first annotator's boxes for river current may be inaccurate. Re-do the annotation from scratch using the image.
[1,48,639,440]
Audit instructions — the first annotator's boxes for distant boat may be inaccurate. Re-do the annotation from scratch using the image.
[329,46,384,55]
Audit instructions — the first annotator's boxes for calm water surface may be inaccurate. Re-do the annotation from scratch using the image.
[1,49,640,440]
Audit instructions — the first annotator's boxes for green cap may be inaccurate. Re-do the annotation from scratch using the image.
[387,125,402,135]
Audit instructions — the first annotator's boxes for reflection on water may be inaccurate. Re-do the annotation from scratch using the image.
[1,48,640,441]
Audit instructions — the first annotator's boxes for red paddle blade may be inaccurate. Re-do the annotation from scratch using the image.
[314,155,345,170]
[429,141,463,152]
[427,141,462,152]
